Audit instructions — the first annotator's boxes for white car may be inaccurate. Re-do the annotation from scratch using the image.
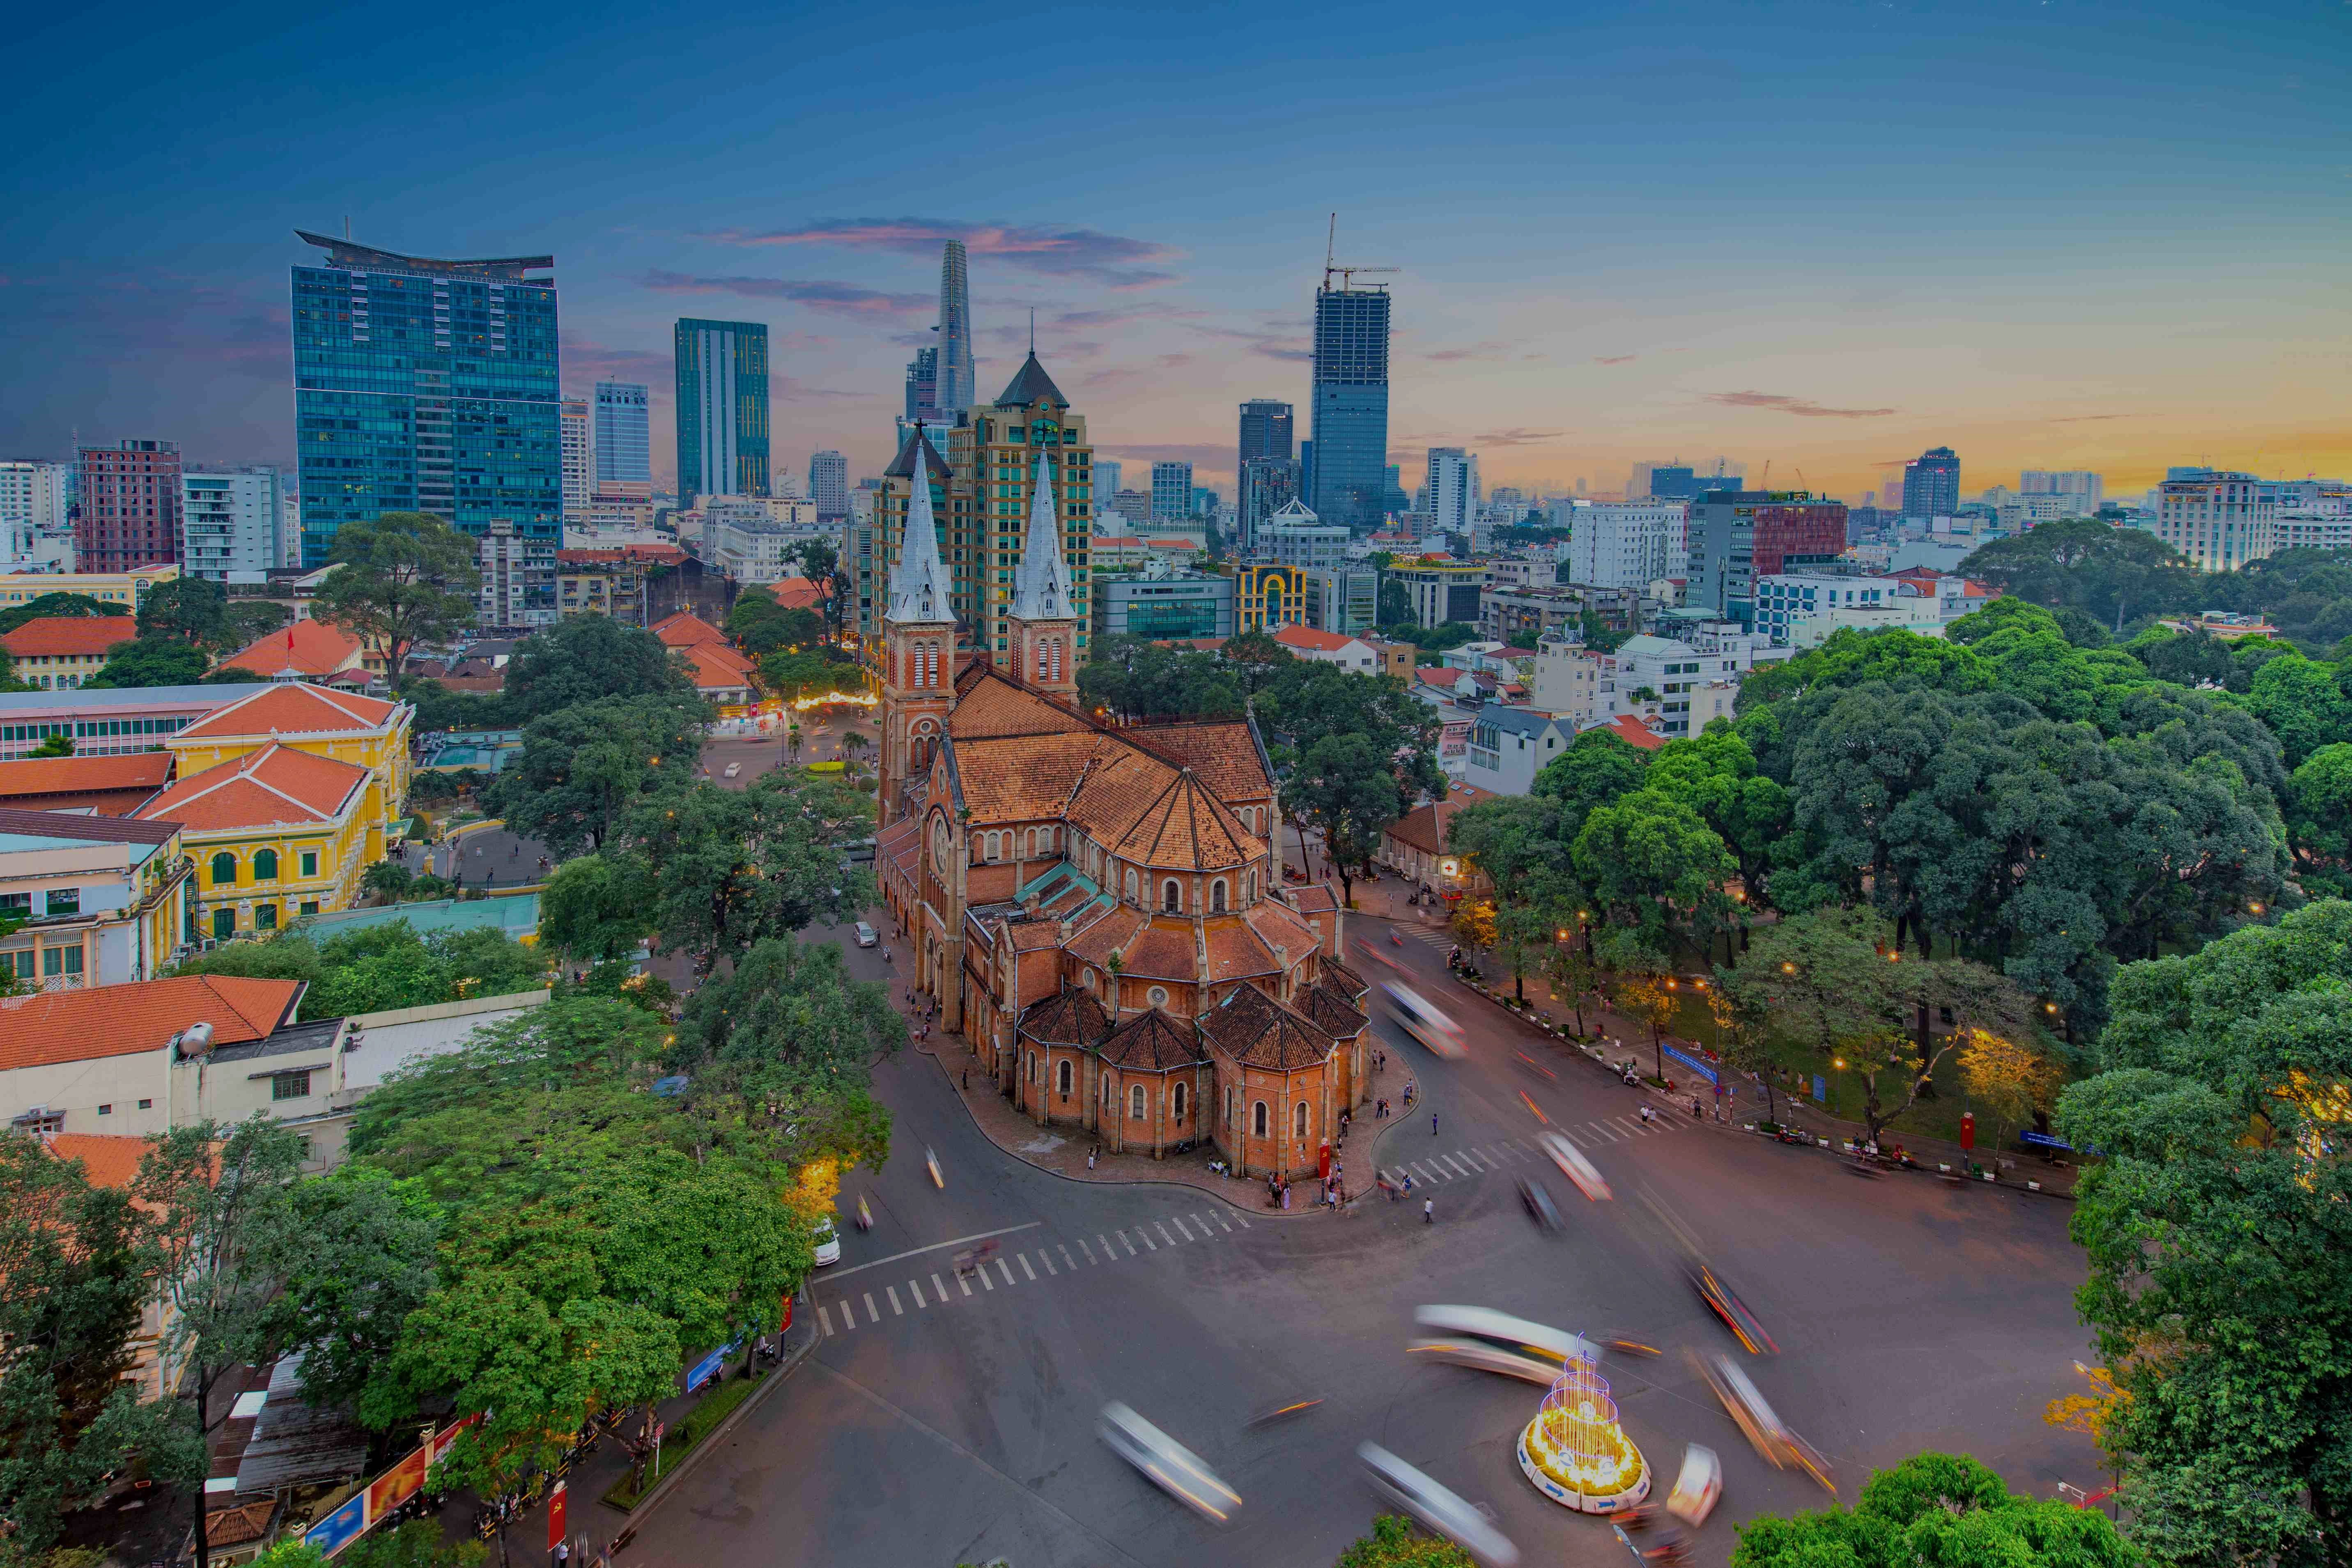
[812,1216,841,1267]
[1099,1403,1241,1523]
[723,762,742,778]
[1537,1130,1613,1201]
[853,921,878,948]
[1357,1443,1518,1567]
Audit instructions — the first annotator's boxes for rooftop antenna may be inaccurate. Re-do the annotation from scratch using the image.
[1029,307,1036,354]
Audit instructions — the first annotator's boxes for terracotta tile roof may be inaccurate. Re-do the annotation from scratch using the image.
[0,751,172,811]
[1098,1009,1205,1072]
[1243,900,1318,965]
[0,976,302,1070]
[1385,798,1470,857]
[224,619,365,679]
[136,742,368,831]
[953,732,1116,824]
[1114,918,1200,980]
[680,641,757,691]
[1018,987,1111,1046]
[1298,980,1369,1040]
[1064,906,1148,971]
[1290,884,1341,918]
[0,805,181,845]
[1202,918,1279,982]
[652,612,728,648]
[1006,918,1068,953]
[176,683,397,740]
[205,1501,277,1550]
[1601,714,1670,752]
[43,1133,151,1191]
[1105,770,1259,873]
[1198,983,1334,1071]
[946,670,1095,740]
[1322,957,1368,1000]
[1271,624,1363,654]
[1,616,138,658]
[430,675,504,696]
[625,542,689,565]
[1122,723,1273,802]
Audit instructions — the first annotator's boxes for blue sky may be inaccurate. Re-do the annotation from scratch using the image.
[6,0,2349,500]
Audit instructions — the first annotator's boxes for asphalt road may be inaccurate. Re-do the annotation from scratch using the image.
[630,914,2103,1568]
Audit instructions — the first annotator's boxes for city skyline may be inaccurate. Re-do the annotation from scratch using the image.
[5,2,2348,504]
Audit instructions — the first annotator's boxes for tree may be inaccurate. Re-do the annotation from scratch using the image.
[0,591,118,636]
[1957,1027,2065,1155]
[1449,898,1496,956]
[1615,969,1679,1079]
[0,1137,197,1557]
[487,691,707,856]
[2056,900,2352,1566]
[1732,1451,2137,1568]
[242,1167,439,1414]
[759,650,837,704]
[137,1118,309,1568]
[1283,732,1406,908]
[27,734,72,759]
[2244,650,2352,769]
[80,636,208,689]
[313,513,480,680]
[2288,742,2352,896]
[172,923,549,1020]
[1958,515,2194,632]
[1540,935,1601,1034]
[339,1521,486,1568]
[1642,724,1789,918]
[1532,729,1651,842]
[361,861,414,904]
[134,575,228,645]
[539,854,657,964]
[1571,789,1735,959]
[1333,1514,1476,1567]
[1491,899,1560,1004]
[221,598,294,650]
[502,613,697,723]
[624,770,874,969]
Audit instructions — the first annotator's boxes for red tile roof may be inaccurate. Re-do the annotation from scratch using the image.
[1098,1009,1204,1071]
[137,742,368,831]
[680,641,757,691]
[44,1134,150,1190]
[0,976,303,1070]
[0,751,172,802]
[1,617,138,658]
[1270,624,1365,654]
[175,683,399,740]
[223,619,365,680]
[652,612,728,648]
[1601,714,1670,751]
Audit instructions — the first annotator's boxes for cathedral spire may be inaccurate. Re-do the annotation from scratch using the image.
[1011,453,1075,623]
[886,432,951,625]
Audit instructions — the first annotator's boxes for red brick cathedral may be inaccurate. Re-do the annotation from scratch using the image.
[873,432,1367,1179]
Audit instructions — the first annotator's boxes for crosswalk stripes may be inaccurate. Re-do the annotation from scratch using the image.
[1376,1124,1688,1189]
[818,1201,1266,1337]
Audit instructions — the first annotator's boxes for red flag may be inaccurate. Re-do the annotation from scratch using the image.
[546,1480,566,1551]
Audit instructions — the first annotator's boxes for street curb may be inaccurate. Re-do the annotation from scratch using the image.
[1738,1125,2078,1203]
[611,1306,821,1542]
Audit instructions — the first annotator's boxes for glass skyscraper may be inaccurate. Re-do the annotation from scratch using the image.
[937,240,976,415]
[594,382,651,491]
[290,231,561,567]
[674,319,770,505]
[1309,285,1391,529]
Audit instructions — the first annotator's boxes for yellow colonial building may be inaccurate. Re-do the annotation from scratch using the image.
[136,684,411,939]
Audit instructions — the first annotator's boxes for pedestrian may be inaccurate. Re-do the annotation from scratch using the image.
[554,1540,570,1568]
[1087,1148,1096,1171]
[961,1069,969,1091]
[1432,1112,1439,1138]
[1423,1197,1434,1224]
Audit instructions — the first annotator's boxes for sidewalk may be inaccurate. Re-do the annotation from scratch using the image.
[916,1031,1403,1217]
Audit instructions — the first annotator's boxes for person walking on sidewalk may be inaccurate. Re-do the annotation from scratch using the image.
[1423,1198,1435,1224]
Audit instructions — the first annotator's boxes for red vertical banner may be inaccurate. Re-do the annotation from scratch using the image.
[546,1480,566,1552]
[1960,1112,1976,1151]
[779,1294,793,1332]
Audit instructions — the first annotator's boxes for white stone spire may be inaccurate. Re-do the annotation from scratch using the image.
[886,436,952,625]
[1011,454,1075,622]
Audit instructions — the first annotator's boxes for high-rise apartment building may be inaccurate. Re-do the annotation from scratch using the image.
[1567,501,1689,590]
[1310,282,1392,528]
[878,352,1094,667]
[1686,492,1849,626]
[936,241,977,416]
[1151,461,1194,522]
[2020,470,2102,517]
[180,467,286,581]
[674,318,770,505]
[290,231,561,569]
[1426,448,1480,540]
[0,461,72,565]
[76,440,183,573]
[810,450,849,518]
[1901,446,1962,519]
[1237,457,1302,556]
[903,346,940,422]
[559,399,592,519]
[593,382,652,497]
[2142,472,2275,572]
[1238,398,1294,485]
[1095,459,1122,500]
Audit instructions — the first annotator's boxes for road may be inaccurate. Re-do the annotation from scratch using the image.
[632,914,2101,1568]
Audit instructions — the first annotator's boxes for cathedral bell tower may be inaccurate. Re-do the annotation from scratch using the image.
[879,430,957,827]
[1007,452,1080,704]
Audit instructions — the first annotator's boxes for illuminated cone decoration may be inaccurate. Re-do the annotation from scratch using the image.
[1517,1347,1650,1512]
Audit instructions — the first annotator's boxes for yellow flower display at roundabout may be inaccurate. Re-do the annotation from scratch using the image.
[1517,1352,1651,1513]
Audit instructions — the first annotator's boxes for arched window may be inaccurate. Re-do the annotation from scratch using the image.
[1252,1101,1269,1138]
[1130,1084,1147,1120]
[1057,1059,1073,1097]
[253,849,278,882]
[209,851,237,886]
[1210,879,1227,913]
[1171,1082,1187,1123]
[1050,638,1063,682]
[1162,879,1181,913]
[1295,1102,1310,1139]
[1124,868,1139,902]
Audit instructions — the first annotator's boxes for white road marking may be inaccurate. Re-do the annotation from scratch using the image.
[933,1272,951,1300]
[1019,1253,1037,1281]
[1413,1160,1445,1182]
[1040,1250,1058,1276]
[977,1265,995,1292]
[1237,1214,1250,1228]
[1450,1151,1482,1173]
[1171,1216,1196,1241]
[958,1269,972,1297]
[996,1258,1015,1286]
[1208,1211,1232,1233]
[1120,1231,1138,1257]
[865,1293,880,1323]
[887,1286,903,1315]
[821,1221,1045,1280]
[820,1305,834,1336]
[1156,1221,1178,1247]
[1088,1236,1107,1263]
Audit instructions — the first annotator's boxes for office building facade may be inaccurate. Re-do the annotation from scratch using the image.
[937,240,977,416]
[1567,501,1687,589]
[1238,398,1293,503]
[1426,448,1480,540]
[1310,285,1392,528]
[593,382,651,496]
[559,399,592,519]
[76,440,183,573]
[290,232,561,567]
[1901,446,1961,519]
[903,346,941,422]
[2143,471,2276,572]
[1646,465,1742,502]
[674,318,770,505]
[1300,565,1378,635]
[1151,461,1193,522]
[1261,498,1350,571]
[179,467,286,581]
[810,450,849,517]
[1237,457,1302,556]
[1686,492,1849,625]
[2019,470,2102,517]
[1092,571,1236,641]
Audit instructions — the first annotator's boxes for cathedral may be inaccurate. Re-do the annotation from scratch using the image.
[873,425,1369,1180]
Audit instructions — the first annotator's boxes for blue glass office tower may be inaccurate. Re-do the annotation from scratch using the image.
[594,382,652,489]
[1309,284,1391,529]
[675,319,770,505]
[290,231,561,567]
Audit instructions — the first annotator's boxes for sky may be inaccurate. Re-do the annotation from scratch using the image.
[5,0,2350,506]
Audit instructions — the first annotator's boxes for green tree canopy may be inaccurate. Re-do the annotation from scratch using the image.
[0,592,118,636]
[1732,1451,2137,1568]
[539,853,658,963]
[1282,732,1408,907]
[486,690,708,856]
[621,769,873,969]
[171,921,549,1020]
[502,613,698,724]
[315,512,481,680]
[133,576,227,645]
[1958,515,2196,633]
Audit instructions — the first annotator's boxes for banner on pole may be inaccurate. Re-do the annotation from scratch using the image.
[1661,1043,1719,1087]
[547,1481,567,1552]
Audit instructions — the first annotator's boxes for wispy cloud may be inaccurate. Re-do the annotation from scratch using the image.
[1477,428,1567,446]
[639,270,931,319]
[1080,354,1194,392]
[1421,339,1514,363]
[774,377,868,402]
[1595,354,1639,365]
[561,332,668,387]
[696,218,1182,289]
[2049,412,2132,422]
[1704,390,1897,419]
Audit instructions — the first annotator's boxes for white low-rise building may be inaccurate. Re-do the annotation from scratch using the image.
[1270,624,1379,673]
[1787,599,1950,647]
[1566,501,1688,589]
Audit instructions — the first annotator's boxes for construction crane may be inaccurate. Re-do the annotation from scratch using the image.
[1323,214,1397,292]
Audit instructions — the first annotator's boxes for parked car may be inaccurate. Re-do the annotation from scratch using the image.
[812,1216,841,1267]
[853,921,879,948]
